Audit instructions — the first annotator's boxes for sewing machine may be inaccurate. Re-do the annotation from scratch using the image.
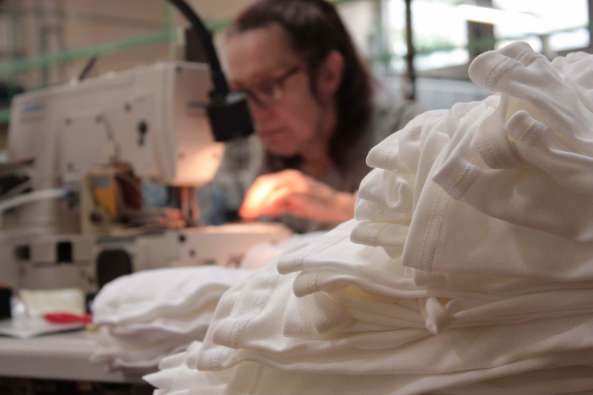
[0,62,290,292]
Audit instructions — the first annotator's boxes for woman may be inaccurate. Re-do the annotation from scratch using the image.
[202,0,420,232]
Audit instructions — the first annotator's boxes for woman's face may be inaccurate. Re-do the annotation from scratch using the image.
[223,24,331,157]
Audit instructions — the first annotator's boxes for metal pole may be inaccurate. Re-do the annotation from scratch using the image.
[404,0,416,101]
[588,0,593,52]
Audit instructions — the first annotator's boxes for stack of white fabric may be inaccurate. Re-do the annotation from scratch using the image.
[91,266,251,371]
[145,42,593,394]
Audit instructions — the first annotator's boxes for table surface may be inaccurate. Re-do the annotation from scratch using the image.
[0,330,144,383]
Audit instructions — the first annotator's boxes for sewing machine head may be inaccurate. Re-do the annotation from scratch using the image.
[0,62,291,292]
[10,61,229,183]
[6,62,237,233]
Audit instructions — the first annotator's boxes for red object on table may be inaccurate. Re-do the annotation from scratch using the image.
[43,313,92,324]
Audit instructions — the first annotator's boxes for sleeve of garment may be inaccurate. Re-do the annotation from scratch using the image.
[342,89,425,198]
[432,42,593,242]
[353,108,451,257]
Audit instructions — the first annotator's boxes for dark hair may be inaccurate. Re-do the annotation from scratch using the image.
[227,0,374,168]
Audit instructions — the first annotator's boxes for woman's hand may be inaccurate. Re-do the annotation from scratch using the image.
[239,169,354,224]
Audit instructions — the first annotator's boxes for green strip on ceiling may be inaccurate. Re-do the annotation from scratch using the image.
[0,29,176,77]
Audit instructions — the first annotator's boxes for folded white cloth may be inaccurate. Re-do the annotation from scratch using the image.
[91,237,320,372]
[398,43,593,280]
[148,43,593,394]
[91,266,252,370]
[92,266,251,325]
[181,262,593,376]
[91,326,195,370]
[146,342,593,395]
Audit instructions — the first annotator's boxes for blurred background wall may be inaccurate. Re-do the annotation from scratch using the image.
[1,0,591,160]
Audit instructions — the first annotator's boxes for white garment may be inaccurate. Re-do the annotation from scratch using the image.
[91,326,196,370]
[401,43,593,279]
[145,342,593,395]
[91,266,251,370]
[144,260,593,377]
[147,43,593,395]
[92,266,251,325]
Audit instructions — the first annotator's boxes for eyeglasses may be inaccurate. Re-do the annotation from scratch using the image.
[238,65,304,108]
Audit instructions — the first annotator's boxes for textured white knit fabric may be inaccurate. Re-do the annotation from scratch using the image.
[402,43,593,279]
[93,266,251,325]
[145,342,593,395]
[91,266,251,370]
[147,43,593,394]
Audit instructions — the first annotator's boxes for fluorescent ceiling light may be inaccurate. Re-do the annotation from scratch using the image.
[456,4,538,27]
